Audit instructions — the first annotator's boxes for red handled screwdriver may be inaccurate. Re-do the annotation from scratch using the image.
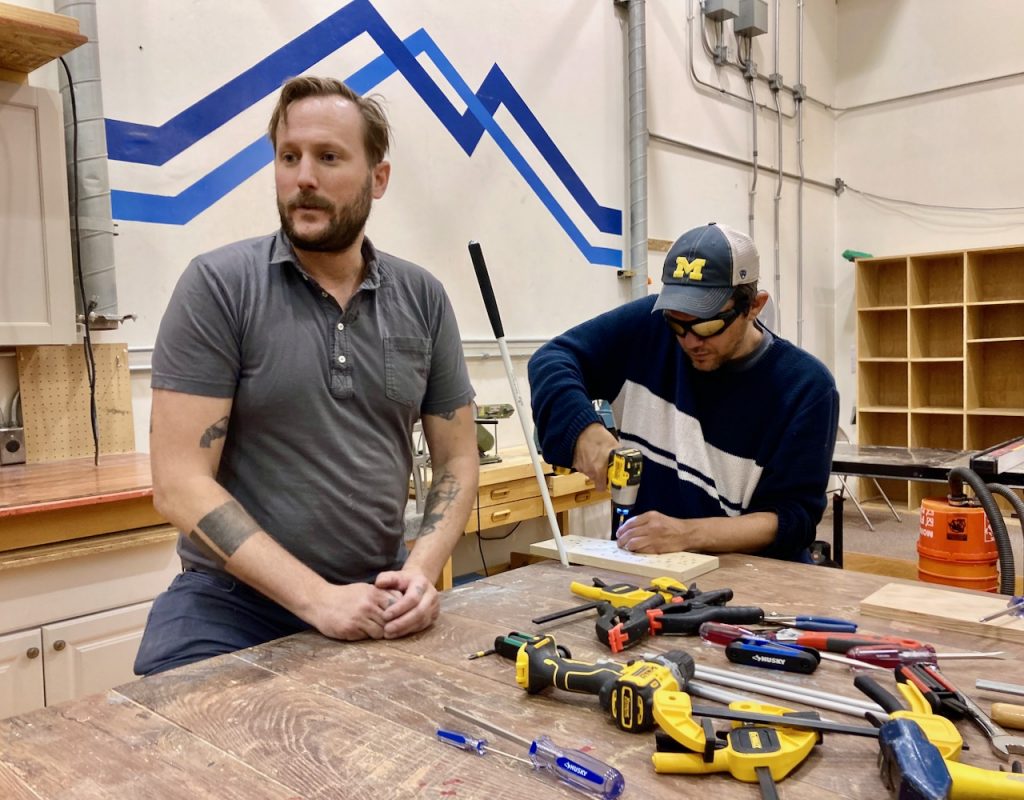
[846,645,1005,668]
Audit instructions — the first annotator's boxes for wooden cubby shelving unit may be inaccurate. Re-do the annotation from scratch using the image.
[856,245,1024,510]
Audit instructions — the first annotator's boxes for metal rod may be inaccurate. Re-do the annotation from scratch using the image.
[977,679,1024,698]
[694,664,884,718]
[443,705,532,750]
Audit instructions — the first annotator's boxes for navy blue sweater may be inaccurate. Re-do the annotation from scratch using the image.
[529,296,839,560]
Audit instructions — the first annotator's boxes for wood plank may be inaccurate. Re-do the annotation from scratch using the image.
[0,2,86,76]
[116,654,575,800]
[529,534,720,583]
[0,692,302,799]
[0,495,164,552]
[0,452,153,511]
[0,761,40,800]
[238,630,838,800]
[0,525,176,572]
[860,581,1024,644]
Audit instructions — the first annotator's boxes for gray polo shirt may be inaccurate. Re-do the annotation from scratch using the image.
[151,232,474,584]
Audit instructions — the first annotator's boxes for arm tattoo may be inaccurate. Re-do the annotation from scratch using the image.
[418,468,460,539]
[187,500,260,566]
[199,416,229,448]
[425,409,456,421]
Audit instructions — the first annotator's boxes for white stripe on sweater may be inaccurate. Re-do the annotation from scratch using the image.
[613,381,763,515]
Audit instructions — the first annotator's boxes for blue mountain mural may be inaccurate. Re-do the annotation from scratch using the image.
[106,0,622,266]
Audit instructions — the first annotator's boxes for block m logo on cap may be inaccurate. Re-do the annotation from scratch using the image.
[673,256,706,281]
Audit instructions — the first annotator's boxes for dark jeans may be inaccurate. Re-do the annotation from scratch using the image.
[134,569,310,676]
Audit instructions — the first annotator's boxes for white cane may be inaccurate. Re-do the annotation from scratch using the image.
[468,241,570,568]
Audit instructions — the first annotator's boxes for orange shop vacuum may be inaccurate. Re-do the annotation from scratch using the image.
[918,466,1023,594]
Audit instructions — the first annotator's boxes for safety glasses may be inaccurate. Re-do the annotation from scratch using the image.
[663,307,742,339]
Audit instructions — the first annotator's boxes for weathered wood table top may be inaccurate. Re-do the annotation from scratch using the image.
[2,556,1022,799]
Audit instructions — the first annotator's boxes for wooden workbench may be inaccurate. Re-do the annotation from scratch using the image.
[0,452,164,553]
[1,557,1020,798]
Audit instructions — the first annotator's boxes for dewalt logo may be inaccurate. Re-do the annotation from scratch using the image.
[672,257,706,281]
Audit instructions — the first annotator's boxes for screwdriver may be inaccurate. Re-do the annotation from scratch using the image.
[845,645,1005,668]
[979,595,1024,623]
[437,729,534,763]
[442,705,625,799]
[698,622,886,671]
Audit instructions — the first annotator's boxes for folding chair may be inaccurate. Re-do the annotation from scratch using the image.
[830,427,901,531]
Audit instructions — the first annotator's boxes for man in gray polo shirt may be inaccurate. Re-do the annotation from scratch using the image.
[134,76,478,675]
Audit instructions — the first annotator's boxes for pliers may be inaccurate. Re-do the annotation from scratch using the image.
[763,613,858,632]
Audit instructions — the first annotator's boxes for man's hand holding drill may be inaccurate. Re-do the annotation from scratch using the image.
[572,423,620,491]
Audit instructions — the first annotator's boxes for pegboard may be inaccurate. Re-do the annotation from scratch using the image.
[16,344,135,462]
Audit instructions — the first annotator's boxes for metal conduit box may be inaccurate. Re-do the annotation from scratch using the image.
[703,0,739,22]
[735,0,768,37]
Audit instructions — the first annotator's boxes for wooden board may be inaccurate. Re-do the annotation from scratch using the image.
[16,344,135,462]
[0,2,86,77]
[860,581,1024,644]
[529,534,719,583]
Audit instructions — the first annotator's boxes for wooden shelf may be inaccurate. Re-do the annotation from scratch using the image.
[856,245,1024,507]
[0,2,85,82]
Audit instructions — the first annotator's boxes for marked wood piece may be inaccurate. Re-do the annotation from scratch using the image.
[860,581,1024,645]
[530,534,720,583]
[17,344,135,462]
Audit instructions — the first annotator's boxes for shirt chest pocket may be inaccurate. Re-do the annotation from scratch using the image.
[384,336,432,407]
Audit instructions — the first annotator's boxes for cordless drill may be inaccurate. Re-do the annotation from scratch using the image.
[608,447,642,539]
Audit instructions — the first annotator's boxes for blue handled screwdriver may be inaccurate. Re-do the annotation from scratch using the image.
[437,728,536,763]
[442,705,625,800]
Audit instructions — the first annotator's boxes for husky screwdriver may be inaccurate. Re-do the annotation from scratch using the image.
[442,705,625,799]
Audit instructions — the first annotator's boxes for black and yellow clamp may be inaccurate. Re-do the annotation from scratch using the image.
[651,690,822,796]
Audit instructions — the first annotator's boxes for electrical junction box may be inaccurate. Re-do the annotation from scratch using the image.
[0,427,25,466]
[703,0,739,22]
[735,0,768,37]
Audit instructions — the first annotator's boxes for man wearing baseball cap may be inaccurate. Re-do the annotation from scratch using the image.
[528,222,839,561]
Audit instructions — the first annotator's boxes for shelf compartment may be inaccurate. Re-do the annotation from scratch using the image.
[856,258,907,308]
[909,307,963,359]
[966,413,1024,451]
[858,361,908,409]
[967,301,1024,341]
[858,310,907,359]
[860,478,909,507]
[858,410,908,447]
[909,254,964,305]
[910,412,963,450]
[966,247,1024,303]
[910,361,963,411]
[966,340,1024,411]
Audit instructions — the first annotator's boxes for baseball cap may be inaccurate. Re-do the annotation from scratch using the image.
[652,223,759,317]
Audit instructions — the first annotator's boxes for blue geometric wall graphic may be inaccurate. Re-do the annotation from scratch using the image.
[107,0,623,267]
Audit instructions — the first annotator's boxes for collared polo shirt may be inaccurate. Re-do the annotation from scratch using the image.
[152,231,474,584]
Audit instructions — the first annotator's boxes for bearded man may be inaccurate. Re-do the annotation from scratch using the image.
[135,76,478,675]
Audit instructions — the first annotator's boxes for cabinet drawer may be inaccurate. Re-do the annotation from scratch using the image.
[552,489,610,512]
[466,496,543,533]
[477,477,539,509]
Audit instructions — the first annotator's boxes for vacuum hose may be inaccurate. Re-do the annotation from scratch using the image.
[947,467,1015,595]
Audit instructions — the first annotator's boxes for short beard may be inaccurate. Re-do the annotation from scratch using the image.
[278,173,373,253]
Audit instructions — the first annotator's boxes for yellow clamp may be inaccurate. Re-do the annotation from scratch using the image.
[651,690,819,783]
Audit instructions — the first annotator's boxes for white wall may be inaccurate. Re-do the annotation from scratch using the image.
[834,0,1024,433]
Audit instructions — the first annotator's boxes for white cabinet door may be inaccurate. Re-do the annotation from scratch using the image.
[41,601,152,706]
[0,628,44,719]
[0,82,75,345]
